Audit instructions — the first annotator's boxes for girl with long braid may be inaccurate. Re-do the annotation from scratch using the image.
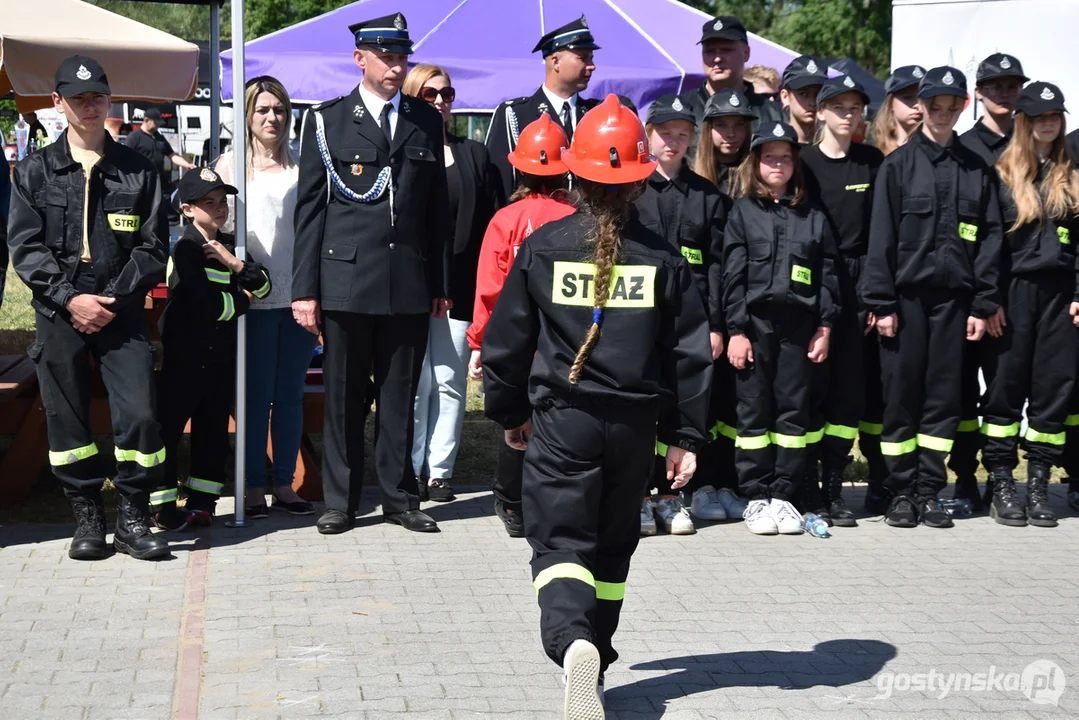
[481,95,713,720]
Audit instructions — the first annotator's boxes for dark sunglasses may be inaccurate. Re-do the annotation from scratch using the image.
[421,86,456,103]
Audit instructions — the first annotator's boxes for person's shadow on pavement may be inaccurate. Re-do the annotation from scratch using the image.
[606,639,897,718]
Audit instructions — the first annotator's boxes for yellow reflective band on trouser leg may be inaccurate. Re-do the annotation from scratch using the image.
[805,428,824,445]
[595,581,625,601]
[956,419,980,433]
[980,422,1020,438]
[533,563,596,595]
[149,488,178,506]
[770,432,808,449]
[713,422,737,441]
[859,422,883,435]
[880,437,917,456]
[184,477,225,495]
[114,447,167,467]
[1025,427,1067,445]
[917,434,954,453]
[48,442,100,466]
[1065,415,1079,427]
[735,433,771,450]
[823,423,858,440]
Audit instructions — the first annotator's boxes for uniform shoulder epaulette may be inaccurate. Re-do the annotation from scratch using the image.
[311,95,345,112]
[503,96,530,108]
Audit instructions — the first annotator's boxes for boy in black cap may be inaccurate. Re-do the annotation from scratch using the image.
[8,55,170,560]
[152,167,271,530]
[485,14,600,199]
[781,55,829,144]
[677,15,782,160]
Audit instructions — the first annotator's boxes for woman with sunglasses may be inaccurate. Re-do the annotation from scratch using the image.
[402,64,503,503]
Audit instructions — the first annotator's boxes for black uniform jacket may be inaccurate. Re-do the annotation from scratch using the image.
[8,130,168,318]
[959,120,1010,166]
[861,131,1003,319]
[633,162,729,331]
[722,195,841,336]
[1068,129,1079,165]
[159,224,271,363]
[998,164,1079,292]
[481,212,713,452]
[293,86,452,315]
[485,87,599,200]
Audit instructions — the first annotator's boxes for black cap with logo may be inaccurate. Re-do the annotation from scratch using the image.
[646,94,697,126]
[179,167,239,204]
[918,66,968,99]
[349,13,414,54]
[143,107,163,122]
[750,121,799,150]
[976,53,1029,84]
[699,16,748,44]
[533,15,600,57]
[817,75,871,106]
[884,65,927,95]
[54,55,111,98]
[703,89,757,120]
[782,55,829,90]
[1015,82,1067,117]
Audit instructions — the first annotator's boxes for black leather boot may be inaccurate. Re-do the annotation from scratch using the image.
[1026,463,1058,528]
[113,495,170,559]
[952,474,984,513]
[982,477,995,511]
[988,468,1027,527]
[824,469,857,527]
[68,494,108,560]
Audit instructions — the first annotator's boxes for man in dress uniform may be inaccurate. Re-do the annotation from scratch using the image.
[485,15,601,199]
[677,15,782,158]
[292,12,452,534]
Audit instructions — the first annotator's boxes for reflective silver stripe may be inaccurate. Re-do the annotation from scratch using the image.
[150,488,178,505]
[184,477,224,495]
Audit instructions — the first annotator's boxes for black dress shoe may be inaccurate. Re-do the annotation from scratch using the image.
[384,509,440,533]
[494,498,525,538]
[426,479,456,502]
[317,509,353,534]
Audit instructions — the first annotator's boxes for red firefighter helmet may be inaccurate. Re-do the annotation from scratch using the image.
[508,114,569,176]
[561,94,657,184]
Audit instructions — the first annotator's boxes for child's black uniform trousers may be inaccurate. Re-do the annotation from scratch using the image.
[722,194,841,500]
[154,224,271,512]
[633,162,731,495]
[482,213,712,672]
[862,131,1003,499]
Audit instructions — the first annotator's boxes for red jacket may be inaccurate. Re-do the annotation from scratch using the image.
[467,193,576,350]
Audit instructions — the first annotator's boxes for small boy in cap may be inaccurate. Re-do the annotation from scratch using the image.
[781,55,829,144]
[151,167,272,530]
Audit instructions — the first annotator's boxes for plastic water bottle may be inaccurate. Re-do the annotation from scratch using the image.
[940,498,973,518]
[802,512,831,538]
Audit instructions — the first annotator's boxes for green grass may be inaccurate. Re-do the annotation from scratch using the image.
[0,265,35,354]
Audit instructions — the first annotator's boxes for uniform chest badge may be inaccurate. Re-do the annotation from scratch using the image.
[537,102,549,113]
[402,99,411,113]
[353,104,365,118]
[350,164,364,176]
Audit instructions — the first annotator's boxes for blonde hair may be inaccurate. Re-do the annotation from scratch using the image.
[732,144,806,207]
[243,77,297,179]
[872,93,906,156]
[403,63,451,100]
[692,117,749,194]
[996,112,1079,231]
[508,174,569,203]
[745,65,780,90]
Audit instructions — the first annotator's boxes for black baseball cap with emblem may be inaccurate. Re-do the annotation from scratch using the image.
[817,75,871,106]
[1015,81,1067,117]
[533,15,600,57]
[699,16,748,44]
[646,94,696,126]
[750,121,799,150]
[976,53,1028,84]
[143,107,163,122]
[54,55,111,97]
[783,55,829,91]
[703,89,756,119]
[179,167,239,204]
[918,66,967,99]
[884,65,926,95]
[349,12,414,54]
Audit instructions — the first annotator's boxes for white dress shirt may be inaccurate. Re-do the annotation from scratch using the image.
[358,83,400,140]
[541,86,579,131]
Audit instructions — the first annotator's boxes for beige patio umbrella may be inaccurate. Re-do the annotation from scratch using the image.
[0,0,199,112]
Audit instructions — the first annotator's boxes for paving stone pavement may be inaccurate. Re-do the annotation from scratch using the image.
[1,484,1078,719]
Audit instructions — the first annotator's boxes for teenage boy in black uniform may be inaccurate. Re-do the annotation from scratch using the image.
[780,55,829,145]
[151,168,272,531]
[7,56,169,560]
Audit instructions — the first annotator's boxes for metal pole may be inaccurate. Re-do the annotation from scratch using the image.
[227,0,249,527]
[209,1,220,161]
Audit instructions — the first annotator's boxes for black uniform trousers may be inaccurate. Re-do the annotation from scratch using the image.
[733,306,816,501]
[859,333,887,486]
[155,354,232,508]
[947,336,989,479]
[816,261,865,474]
[981,272,1077,470]
[29,302,163,499]
[321,311,428,515]
[492,443,525,512]
[524,403,657,673]
[878,287,970,497]
[1064,360,1079,479]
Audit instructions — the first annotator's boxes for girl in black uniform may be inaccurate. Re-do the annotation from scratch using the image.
[634,95,732,533]
[800,76,884,527]
[482,95,712,719]
[723,121,841,536]
[862,67,1003,530]
[873,66,926,157]
[692,89,755,196]
[980,82,1079,528]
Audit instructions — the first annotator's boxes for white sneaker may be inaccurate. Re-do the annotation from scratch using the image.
[563,639,605,720]
[639,497,657,537]
[770,498,805,535]
[690,485,728,520]
[743,499,778,535]
[655,496,696,535]
[716,488,748,518]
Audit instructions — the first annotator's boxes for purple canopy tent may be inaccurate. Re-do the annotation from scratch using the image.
[221,0,802,113]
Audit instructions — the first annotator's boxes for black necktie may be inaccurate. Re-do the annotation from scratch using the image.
[560,103,573,140]
[379,103,393,146]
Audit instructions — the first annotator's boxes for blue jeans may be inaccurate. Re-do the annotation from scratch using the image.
[411,316,470,479]
[245,308,318,490]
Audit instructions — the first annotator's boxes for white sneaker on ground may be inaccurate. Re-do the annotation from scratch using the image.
[716,488,748,518]
[770,498,805,535]
[744,499,778,535]
[689,485,728,520]
[563,639,605,720]
[655,496,696,535]
[639,497,657,537]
